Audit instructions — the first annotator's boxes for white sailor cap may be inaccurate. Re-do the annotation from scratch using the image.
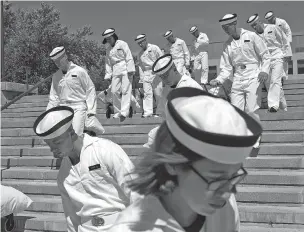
[163,30,173,38]
[102,28,115,38]
[247,14,259,25]
[265,11,274,19]
[33,106,74,140]
[165,87,262,164]
[189,26,198,33]
[219,13,238,26]
[49,46,66,60]
[135,34,147,43]
[152,54,174,75]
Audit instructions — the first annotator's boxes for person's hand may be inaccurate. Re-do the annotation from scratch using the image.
[283,56,292,62]
[210,79,221,86]
[258,71,268,83]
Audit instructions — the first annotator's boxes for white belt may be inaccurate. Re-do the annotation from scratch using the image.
[234,63,259,71]
[80,213,119,227]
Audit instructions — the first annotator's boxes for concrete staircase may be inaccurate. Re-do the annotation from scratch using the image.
[1,79,304,232]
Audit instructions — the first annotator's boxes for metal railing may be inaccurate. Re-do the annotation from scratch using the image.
[1,74,53,111]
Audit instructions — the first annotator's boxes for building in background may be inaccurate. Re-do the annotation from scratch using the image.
[188,31,304,80]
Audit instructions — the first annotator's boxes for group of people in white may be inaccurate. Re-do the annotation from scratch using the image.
[4,10,291,232]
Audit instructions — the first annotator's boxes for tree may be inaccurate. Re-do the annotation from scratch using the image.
[3,1,106,94]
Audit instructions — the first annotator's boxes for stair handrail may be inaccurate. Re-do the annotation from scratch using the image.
[1,74,53,111]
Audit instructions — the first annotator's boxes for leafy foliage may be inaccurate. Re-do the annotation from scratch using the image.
[2,1,106,94]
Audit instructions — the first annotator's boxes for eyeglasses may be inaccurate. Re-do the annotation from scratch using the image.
[187,164,247,192]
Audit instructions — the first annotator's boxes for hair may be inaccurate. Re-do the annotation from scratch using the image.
[127,122,202,196]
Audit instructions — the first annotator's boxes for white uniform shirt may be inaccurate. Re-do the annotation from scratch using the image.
[164,38,191,66]
[138,43,163,72]
[275,17,292,43]
[160,74,203,117]
[138,43,163,83]
[57,135,140,232]
[257,24,290,59]
[192,32,209,55]
[108,194,240,232]
[217,29,271,83]
[47,62,97,115]
[105,40,135,80]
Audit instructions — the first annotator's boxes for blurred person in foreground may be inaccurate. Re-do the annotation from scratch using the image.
[108,87,262,232]
[33,106,141,232]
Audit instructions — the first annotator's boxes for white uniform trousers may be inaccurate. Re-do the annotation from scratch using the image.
[142,74,162,116]
[111,73,132,117]
[173,58,188,76]
[265,59,284,110]
[60,102,87,136]
[193,51,209,84]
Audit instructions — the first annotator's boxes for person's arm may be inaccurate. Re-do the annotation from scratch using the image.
[181,40,191,67]
[214,44,234,84]
[99,140,141,203]
[253,33,271,75]
[195,33,209,48]
[57,180,81,232]
[104,55,113,80]
[122,42,136,74]
[154,45,163,60]
[46,75,60,110]
[280,19,292,43]
[79,70,97,116]
[274,25,291,57]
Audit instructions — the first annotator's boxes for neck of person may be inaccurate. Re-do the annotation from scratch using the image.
[231,28,241,40]
[61,61,71,74]
[68,135,84,165]
[159,188,199,227]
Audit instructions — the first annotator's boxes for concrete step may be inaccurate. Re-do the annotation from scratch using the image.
[12,206,304,231]
[243,170,304,185]
[2,117,304,131]
[3,167,304,186]
[2,110,304,122]
[236,185,304,203]
[284,88,304,95]
[239,203,304,224]
[3,101,304,114]
[14,211,66,232]
[0,145,147,157]
[259,143,304,155]
[2,155,304,169]
[283,83,304,90]
[26,195,63,213]
[1,117,162,128]
[1,134,149,146]
[241,223,304,232]
[261,120,304,131]
[1,125,155,137]
[3,179,303,207]
[1,143,303,157]
[2,131,302,146]
[1,180,60,195]
[244,156,304,169]
[261,132,303,143]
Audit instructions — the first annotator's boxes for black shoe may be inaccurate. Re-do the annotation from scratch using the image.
[249,147,260,157]
[4,214,15,232]
[129,106,133,118]
[119,115,127,122]
[106,105,114,119]
[269,107,278,113]
[106,107,111,119]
